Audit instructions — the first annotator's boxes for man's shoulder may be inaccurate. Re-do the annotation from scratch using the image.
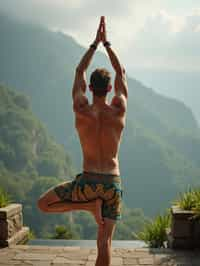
[73,94,90,114]
[110,94,127,116]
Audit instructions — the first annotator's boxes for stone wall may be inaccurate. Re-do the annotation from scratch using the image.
[0,204,29,247]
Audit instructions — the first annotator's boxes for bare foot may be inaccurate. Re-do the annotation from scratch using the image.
[91,198,104,226]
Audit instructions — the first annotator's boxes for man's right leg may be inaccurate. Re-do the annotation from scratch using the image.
[37,182,104,225]
[95,218,116,266]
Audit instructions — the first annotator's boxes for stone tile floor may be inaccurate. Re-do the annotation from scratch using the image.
[0,245,200,265]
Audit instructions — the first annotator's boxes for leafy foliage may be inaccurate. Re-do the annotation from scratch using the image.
[173,186,200,219]
[52,225,80,240]
[136,211,171,248]
[173,186,196,210]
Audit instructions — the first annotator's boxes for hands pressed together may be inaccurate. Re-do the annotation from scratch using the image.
[93,16,109,47]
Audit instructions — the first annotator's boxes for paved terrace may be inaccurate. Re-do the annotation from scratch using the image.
[0,245,200,266]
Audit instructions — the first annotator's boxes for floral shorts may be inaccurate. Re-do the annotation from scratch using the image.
[53,171,123,221]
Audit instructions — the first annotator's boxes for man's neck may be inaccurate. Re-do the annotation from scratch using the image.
[93,96,107,105]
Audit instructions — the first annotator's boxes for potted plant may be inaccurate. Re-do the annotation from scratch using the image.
[0,187,29,247]
[167,187,200,249]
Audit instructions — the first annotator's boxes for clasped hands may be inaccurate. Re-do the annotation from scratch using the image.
[93,16,108,47]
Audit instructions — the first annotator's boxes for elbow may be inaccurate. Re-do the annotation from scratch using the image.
[76,66,84,75]
[75,67,80,74]
[125,88,128,99]
[76,66,80,72]
[121,65,126,75]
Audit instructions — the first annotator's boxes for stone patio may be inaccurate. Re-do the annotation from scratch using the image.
[0,245,200,265]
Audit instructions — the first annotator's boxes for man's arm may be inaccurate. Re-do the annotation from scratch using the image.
[105,45,128,98]
[72,42,98,100]
[101,17,128,113]
[72,45,96,101]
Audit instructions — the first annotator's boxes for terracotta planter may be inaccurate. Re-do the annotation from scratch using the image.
[0,203,29,247]
[167,205,200,249]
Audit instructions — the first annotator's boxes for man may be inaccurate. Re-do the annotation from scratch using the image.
[38,16,128,266]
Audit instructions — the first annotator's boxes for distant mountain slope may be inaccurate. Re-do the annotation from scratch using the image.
[1,14,200,216]
[130,69,200,124]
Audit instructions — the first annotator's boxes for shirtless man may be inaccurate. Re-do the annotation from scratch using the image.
[38,16,128,266]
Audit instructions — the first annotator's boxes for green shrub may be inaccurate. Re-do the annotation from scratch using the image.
[191,189,200,219]
[28,230,36,240]
[173,186,196,210]
[173,186,200,219]
[0,187,11,207]
[52,225,79,240]
[135,212,171,248]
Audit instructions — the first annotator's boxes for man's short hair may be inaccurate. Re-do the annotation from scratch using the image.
[90,68,111,97]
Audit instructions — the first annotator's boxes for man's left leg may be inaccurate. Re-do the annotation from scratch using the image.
[95,217,116,266]
[94,178,122,266]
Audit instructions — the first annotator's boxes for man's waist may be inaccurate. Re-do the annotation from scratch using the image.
[83,158,120,175]
[76,171,121,183]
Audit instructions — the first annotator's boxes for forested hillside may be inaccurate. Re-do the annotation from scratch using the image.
[1,14,200,216]
[0,84,74,235]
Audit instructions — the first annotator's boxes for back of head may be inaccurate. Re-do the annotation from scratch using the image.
[90,68,111,97]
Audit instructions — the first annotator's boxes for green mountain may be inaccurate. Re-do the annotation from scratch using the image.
[1,14,200,216]
[0,84,75,236]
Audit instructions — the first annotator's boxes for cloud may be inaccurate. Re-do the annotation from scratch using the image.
[0,0,140,28]
[0,0,162,59]
[0,0,199,71]
[127,9,200,71]
[0,1,160,36]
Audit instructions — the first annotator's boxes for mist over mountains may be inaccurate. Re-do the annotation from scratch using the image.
[129,68,200,125]
[1,13,200,216]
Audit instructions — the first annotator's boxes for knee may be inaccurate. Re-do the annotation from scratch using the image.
[97,236,111,250]
[37,197,48,212]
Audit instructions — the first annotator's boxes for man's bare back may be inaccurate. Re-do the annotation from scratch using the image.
[75,100,126,176]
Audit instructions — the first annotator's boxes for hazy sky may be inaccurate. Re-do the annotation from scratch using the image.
[1,0,200,71]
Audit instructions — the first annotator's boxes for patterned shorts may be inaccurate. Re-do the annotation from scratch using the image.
[53,171,123,221]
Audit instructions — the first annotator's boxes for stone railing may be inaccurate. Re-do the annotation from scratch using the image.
[0,204,29,247]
